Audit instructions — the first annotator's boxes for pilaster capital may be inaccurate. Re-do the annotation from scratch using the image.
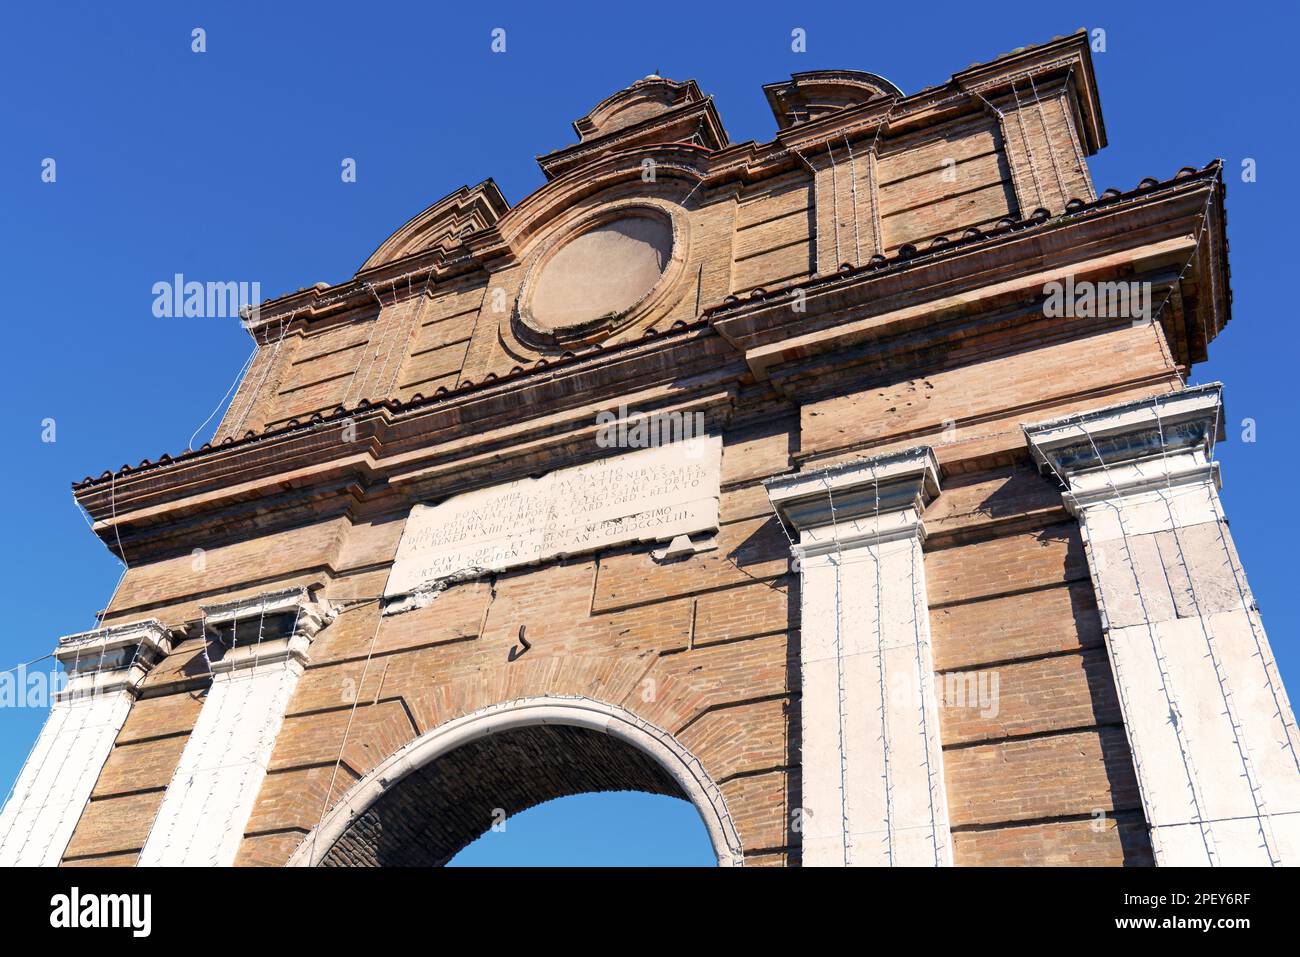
[764,446,940,555]
[200,586,332,676]
[1024,384,1223,512]
[55,618,173,701]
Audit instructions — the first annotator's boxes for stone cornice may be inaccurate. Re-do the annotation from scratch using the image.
[1023,382,1223,497]
[572,76,708,140]
[75,322,735,509]
[54,618,173,700]
[710,165,1226,383]
[72,165,1227,562]
[764,70,902,131]
[765,445,940,550]
[202,585,331,675]
[75,367,743,563]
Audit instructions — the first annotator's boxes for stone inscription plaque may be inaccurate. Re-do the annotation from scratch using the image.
[385,435,721,596]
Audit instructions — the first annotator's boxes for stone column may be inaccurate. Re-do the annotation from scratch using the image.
[1025,384,1300,865]
[0,619,172,866]
[138,587,329,866]
[765,447,951,866]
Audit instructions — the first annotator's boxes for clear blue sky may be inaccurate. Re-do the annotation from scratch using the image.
[1,1,1295,865]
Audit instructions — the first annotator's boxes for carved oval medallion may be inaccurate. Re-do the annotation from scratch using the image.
[521,210,675,344]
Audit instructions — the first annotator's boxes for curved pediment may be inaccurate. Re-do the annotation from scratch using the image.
[575,76,706,140]
[538,75,728,180]
[358,179,509,273]
[764,70,903,130]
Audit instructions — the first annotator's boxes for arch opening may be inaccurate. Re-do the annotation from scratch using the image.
[290,697,743,867]
[448,792,714,866]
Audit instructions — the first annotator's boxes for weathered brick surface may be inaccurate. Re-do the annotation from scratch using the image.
[103,518,346,621]
[944,727,1142,827]
[922,464,1065,538]
[995,82,1095,215]
[721,769,791,853]
[233,831,308,867]
[92,734,189,797]
[138,637,211,693]
[117,691,204,743]
[271,699,417,777]
[62,851,140,867]
[721,418,795,485]
[593,515,789,612]
[720,480,775,524]
[690,578,791,648]
[926,465,1141,863]
[799,325,1175,461]
[932,582,1102,671]
[954,814,1153,867]
[938,647,1121,745]
[245,764,358,836]
[926,522,1089,606]
[310,579,491,663]
[677,696,792,783]
[63,792,163,860]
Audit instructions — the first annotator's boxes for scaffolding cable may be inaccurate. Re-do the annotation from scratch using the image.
[308,593,387,864]
[1074,423,1220,865]
[1028,73,1067,203]
[208,601,305,864]
[1010,81,1045,210]
[1150,399,1281,865]
[188,345,256,452]
[1059,66,1096,201]
[908,517,944,866]
[826,142,843,268]
[229,310,296,439]
[819,473,853,866]
[868,463,895,866]
[843,133,862,267]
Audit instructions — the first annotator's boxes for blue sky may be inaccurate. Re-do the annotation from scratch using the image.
[0,1,1296,865]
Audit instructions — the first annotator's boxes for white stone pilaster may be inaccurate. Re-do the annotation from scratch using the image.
[138,587,329,867]
[0,619,172,866]
[1026,384,1300,866]
[766,447,951,866]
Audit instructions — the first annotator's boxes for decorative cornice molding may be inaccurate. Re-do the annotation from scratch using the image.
[540,96,728,180]
[72,165,1226,556]
[1023,383,1224,511]
[356,180,509,274]
[765,446,940,551]
[710,166,1224,381]
[201,586,332,675]
[763,70,902,131]
[54,618,173,700]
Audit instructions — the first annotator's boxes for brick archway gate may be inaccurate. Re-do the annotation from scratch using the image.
[286,696,745,867]
[21,36,1296,870]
